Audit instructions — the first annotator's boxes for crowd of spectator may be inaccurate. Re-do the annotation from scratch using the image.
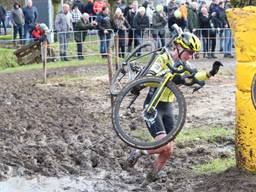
[0,0,38,41]
[0,0,234,60]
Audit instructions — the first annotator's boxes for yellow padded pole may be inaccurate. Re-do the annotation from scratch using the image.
[226,6,256,172]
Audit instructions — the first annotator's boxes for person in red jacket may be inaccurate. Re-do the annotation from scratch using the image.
[31,23,49,42]
[93,0,108,14]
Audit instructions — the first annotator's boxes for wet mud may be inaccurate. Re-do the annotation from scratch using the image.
[0,60,255,192]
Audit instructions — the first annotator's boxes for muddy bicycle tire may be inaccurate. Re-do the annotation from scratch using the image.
[112,77,186,150]
[110,42,155,96]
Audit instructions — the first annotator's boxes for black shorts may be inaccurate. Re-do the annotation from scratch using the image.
[144,88,174,138]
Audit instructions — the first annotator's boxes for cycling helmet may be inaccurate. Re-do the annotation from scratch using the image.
[175,32,201,52]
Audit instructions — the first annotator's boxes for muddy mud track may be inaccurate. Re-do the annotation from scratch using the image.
[0,62,255,192]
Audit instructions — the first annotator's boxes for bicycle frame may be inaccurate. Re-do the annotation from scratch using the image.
[145,72,174,113]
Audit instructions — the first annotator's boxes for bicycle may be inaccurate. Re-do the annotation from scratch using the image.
[110,42,156,96]
[112,55,205,150]
[110,24,183,96]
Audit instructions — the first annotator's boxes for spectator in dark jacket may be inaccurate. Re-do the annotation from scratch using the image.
[167,0,178,18]
[187,2,200,35]
[114,0,127,14]
[22,0,38,41]
[207,0,222,58]
[73,0,84,13]
[84,0,95,16]
[112,8,130,58]
[216,1,226,52]
[224,0,233,58]
[199,7,211,58]
[11,2,24,40]
[96,6,112,57]
[126,0,138,52]
[209,0,220,15]
[133,6,149,55]
[123,1,132,17]
[0,4,6,35]
[74,13,97,60]
[142,1,154,27]
[152,5,167,48]
[168,9,184,35]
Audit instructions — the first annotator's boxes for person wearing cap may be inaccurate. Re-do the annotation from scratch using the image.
[11,2,24,41]
[74,13,97,60]
[152,4,167,48]
[71,4,82,29]
[112,8,130,58]
[133,6,149,56]
[72,0,84,13]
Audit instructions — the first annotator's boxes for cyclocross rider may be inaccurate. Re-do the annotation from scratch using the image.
[126,31,223,185]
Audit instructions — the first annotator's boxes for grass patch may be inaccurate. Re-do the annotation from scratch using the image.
[176,127,234,144]
[0,48,18,69]
[193,157,236,174]
[0,56,107,73]
[0,35,12,40]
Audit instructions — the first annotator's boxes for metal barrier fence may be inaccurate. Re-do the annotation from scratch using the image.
[111,27,235,58]
[46,29,115,61]
[0,27,235,63]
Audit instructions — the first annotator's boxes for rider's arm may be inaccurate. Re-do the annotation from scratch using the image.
[194,71,211,81]
[194,60,223,80]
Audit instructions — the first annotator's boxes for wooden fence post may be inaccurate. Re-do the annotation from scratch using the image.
[41,41,48,84]
[114,34,119,70]
[107,47,114,107]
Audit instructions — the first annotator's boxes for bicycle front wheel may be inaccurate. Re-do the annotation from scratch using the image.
[110,42,155,96]
[112,77,186,150]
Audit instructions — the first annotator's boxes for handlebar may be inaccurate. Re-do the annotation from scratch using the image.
[166,60,205,92]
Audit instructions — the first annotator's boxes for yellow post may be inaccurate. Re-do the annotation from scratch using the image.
[226,7,256,172]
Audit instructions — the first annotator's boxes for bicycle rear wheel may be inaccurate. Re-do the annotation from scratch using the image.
[112,77,186,150]
[110,42,155,96]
